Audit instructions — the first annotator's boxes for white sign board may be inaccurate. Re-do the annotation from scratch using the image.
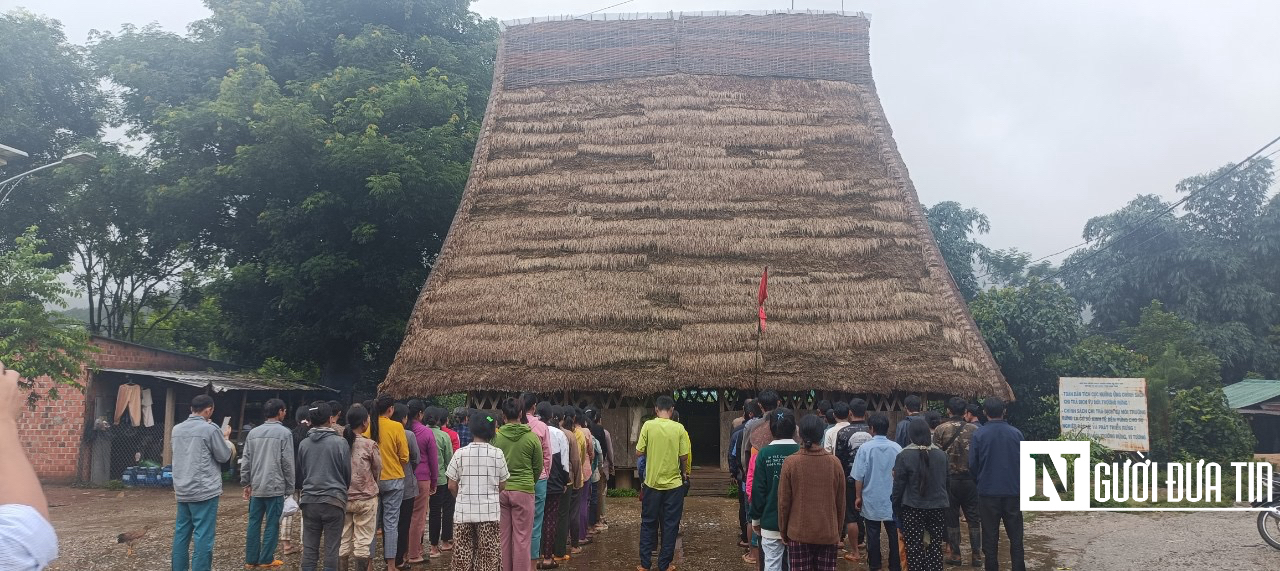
[1058,377,1150,452]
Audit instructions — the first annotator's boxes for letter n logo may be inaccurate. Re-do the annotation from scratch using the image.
[1019,441,1090,511]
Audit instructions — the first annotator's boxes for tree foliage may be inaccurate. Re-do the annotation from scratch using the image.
[925,201,990,300]
[0,9,103,257]
[1062,159,1279,380]
[91,0,498,390]
[1169,386,1255,464]
[0,228,96,402]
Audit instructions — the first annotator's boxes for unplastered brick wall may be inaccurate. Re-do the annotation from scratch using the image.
[18,374,89,481]
[19,336,231,481]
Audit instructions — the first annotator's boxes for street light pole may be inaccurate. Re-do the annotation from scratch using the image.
[0,151,97,209]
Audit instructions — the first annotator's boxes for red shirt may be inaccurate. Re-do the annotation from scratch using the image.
[442,426,461,451]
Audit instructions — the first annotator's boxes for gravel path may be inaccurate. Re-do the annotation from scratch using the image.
[1027,510,1277,570]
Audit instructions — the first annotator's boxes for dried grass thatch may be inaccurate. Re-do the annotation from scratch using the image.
[382,13,1011,400]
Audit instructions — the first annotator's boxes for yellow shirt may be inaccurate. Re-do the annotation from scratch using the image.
[363,416,409,481]
[636,418,691,491]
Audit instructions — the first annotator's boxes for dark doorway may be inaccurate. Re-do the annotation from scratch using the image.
[674,390,720,467]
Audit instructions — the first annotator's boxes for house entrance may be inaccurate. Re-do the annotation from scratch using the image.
[673,389,721,467]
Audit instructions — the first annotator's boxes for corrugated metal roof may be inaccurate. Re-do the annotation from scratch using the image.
[1223,379,1280,409]
[99,368,337,393]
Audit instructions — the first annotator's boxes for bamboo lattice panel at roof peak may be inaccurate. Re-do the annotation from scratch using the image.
[382,13,1010,400]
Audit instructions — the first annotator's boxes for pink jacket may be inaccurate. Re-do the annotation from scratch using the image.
[526,413,553,480]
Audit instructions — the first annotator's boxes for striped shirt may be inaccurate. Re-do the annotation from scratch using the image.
[0,504,58,570]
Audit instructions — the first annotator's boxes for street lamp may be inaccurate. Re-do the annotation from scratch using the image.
[0,150,98,209]
[0,144,28,168]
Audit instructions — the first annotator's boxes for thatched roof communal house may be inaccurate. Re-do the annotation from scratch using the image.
[382,11,1011,473]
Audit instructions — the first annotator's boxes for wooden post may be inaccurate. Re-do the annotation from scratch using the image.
[237,391,248,440]
[162,387,176,465]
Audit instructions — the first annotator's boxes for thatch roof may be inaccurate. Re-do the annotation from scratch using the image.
[382,12,1012,400]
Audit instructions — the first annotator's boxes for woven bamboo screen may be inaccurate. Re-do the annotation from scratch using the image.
[502,13,872,90]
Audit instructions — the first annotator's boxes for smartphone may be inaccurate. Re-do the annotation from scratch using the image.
[222,416,231,430]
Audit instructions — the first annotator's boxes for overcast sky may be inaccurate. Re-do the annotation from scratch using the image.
[7,0,1280,261]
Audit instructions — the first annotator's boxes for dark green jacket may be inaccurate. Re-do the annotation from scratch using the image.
[748,440,800,539]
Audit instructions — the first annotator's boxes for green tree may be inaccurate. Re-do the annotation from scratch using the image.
[1054,336,1146,378]
[0,9,103,256]
[926,201,990,300]
[1169,386,1254,464]
[970,278,1082,439]
[1062,159,1278,381]
[0,228,96,402]
[93,1,499,391]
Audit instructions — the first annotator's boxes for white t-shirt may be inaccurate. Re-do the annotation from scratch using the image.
[547,424,571,472]
[445,442,510,523]
[0,504,58,570]
[823,421,850,453]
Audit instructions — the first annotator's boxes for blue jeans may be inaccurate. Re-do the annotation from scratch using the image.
[173,496,219,571]
[247,495,285,564]
[531,479,548,559]
[638,484,685,571]
[865,518,901,571]
[371,480,404,559]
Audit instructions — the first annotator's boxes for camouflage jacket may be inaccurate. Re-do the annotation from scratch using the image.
[932,417,977,477]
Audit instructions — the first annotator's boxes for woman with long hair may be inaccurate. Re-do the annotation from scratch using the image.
[404,400,440,564]
[366,395,409,571]
[778,414,846,571]
[892,417,949,571]
[427,407,457,557]
[538,403,570,570]
[339,405,381,571]
[748,408,800,571]
[552,407,582,562]
[391,404,421,569]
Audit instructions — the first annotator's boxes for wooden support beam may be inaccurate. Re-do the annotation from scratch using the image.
[162,387,176,465]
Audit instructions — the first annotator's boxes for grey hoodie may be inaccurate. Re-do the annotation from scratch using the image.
[297,427,351,508]
[172,414,233,503]
[240,420,295,497]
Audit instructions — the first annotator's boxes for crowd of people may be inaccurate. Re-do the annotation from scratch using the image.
[0,359,1026,571]
[730,391,1025,571]
[169,392,622,571]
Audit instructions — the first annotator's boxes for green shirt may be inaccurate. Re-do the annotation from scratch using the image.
[636,418,690,491]
[431,427,453,486]
[493,423,544,494]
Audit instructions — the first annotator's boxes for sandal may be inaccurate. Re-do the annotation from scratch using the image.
[842,553,860,563]
[536,561,559,570]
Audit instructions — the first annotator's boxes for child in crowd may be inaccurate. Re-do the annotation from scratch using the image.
[446,412,509,571]
[748,408,799,571]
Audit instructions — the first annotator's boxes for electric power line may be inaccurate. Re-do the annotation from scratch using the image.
[580,0,636,17]
[975,134,1280,282]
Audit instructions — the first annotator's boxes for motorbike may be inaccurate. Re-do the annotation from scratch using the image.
[1254,474,1280,551]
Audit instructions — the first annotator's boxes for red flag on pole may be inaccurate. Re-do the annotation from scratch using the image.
[757,267,768,332]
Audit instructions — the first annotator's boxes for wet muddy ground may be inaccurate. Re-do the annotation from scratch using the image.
[43,485,1277,570]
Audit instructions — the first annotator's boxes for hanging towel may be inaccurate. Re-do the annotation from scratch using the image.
[114,384,142,427]
[139,388,155,428]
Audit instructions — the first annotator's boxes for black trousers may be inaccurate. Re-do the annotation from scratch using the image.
[977,496,1025,571]
[395,496,415,566]
[429,486,454,545]
[301,503,344,571]
[864,518,900,571]
[638,484,685,571]
[736,479,749,542]
[946,477,981,555]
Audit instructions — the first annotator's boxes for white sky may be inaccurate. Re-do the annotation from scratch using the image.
[7,0,1280,261]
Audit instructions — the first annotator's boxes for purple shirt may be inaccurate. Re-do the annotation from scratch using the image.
[411,422,440,483]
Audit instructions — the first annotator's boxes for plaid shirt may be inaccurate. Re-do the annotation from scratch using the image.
[453,422,472,448]
[445,443,510,523]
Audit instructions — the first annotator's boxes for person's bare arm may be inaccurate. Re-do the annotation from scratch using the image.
[0,362,50,520]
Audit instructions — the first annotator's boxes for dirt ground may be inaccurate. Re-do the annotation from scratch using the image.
[43,485,1278,570]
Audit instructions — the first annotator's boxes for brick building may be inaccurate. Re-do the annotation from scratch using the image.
[19,336,333,483]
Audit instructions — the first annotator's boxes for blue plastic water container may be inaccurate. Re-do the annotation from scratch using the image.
[122,466,136,487]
